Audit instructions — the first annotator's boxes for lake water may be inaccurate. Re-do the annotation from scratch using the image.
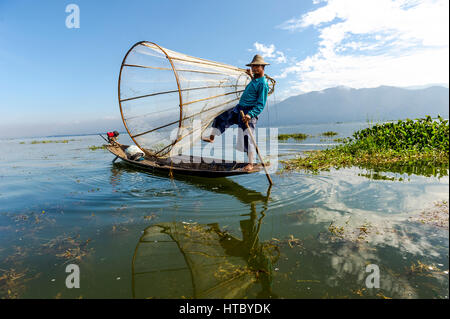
[1,121,448,299]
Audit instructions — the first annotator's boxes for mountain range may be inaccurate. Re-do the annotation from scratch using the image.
[258,85,449,126]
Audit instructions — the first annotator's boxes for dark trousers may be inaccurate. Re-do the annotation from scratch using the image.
[211,105,257,153]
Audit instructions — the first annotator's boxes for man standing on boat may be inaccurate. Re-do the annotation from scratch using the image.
[202,54,270,172]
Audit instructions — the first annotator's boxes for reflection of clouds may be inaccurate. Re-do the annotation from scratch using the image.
[275,167,449,297]
[284,167,449,265]
[325,243,418,298]
[310,201,446,257]
[326,168,449,213]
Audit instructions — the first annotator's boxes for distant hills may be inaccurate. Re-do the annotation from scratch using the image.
[259,85,449,126]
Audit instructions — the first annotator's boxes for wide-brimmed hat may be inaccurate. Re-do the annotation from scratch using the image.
[246,54,270,66]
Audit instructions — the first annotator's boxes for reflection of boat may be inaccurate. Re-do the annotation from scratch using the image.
[111,159,268,204]
[107,143,265,177]
[130,180,278,298]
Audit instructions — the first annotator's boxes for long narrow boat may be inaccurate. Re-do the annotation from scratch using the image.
[107,142,265,177]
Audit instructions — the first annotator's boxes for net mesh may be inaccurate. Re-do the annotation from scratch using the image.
[119,41,275,158]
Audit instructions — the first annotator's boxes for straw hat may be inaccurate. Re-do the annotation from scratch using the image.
[246,54,270,66]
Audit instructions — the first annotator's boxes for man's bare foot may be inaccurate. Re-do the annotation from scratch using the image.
[242,163,254,172]
[202,135,215,143]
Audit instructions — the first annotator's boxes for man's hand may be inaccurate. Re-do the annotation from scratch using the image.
[242,114,251,123]
[245,68,253,79]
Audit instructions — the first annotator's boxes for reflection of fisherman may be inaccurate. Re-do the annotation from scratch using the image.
[202,55,270,172]
[216,202,278,298]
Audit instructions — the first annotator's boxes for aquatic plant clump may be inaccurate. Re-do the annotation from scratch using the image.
[88,145,107,151]
[321,131,338,137]
[282,115,449,176]
[30,139,75,144]
[278,133,309,141]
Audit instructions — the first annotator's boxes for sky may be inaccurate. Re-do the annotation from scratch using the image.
[0,0,448,138]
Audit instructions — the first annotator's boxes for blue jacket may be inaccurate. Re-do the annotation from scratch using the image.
[238,76,269,118]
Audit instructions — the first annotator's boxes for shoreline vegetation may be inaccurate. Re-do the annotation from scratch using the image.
[20,139,77,144]
[281,115,449,178]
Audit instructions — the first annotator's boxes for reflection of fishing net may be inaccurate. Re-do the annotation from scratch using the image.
[132,222,278,299]
[119,41,275,158]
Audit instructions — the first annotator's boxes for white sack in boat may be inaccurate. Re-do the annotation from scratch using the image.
[125,145,144,160]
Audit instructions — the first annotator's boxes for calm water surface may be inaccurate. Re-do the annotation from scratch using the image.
[1,122,448,298]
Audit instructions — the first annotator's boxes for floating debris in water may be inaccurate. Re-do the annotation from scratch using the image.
[326,220,373,243]
[0,268,39,299]
[287,235,301,248]
[409,200,449,229]
[41,235,93,264]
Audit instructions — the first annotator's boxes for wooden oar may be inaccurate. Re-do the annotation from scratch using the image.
[240,110,273,185]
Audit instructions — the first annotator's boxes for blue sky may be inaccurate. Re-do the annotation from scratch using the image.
[0,0,448,137]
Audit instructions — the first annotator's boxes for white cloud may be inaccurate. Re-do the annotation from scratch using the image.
[252,42,287,64]
[276,0,449,95]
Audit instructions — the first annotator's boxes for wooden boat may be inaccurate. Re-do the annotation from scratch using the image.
[106,142,265,177]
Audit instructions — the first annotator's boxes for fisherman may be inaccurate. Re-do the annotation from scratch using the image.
[202,54,270,172]
[107,131,119,143]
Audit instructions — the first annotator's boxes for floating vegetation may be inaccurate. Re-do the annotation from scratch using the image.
[321,131,338,137]
[30,139,75,144]
[0,268,38,299]
[269,235,302,249]
[282,115,449,178]
[278,133,309,141]
[333,138,347,143]
[287,235,302,248]
[328,223,345,239]
[0,244,40,299]
[406,261,448,278]
[376,292,392,299]
[409,200,448,229]
[326,220,373,242]
[88,145,107,151]
[41,235,93,263]
[352,288,393,299]
[358,172,398,181]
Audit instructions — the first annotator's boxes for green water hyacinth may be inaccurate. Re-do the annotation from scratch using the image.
[282,115,449,178]
[350,115,448,152]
